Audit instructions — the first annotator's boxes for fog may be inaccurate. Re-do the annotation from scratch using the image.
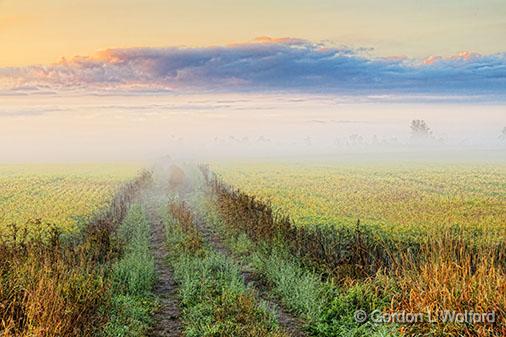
[1,92,505,163]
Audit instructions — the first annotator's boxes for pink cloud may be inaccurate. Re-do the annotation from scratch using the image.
[253,36,308,45]
[423,51,481,65]
[0,38,504,98]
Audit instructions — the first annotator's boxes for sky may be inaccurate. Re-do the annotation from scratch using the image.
[1,37,505,98]
[1,0,505,66]
[0,0,505,162]
[1,0,505,97]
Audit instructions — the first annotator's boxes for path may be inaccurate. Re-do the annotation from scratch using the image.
[143,186,183,337]
[192,208,307,337]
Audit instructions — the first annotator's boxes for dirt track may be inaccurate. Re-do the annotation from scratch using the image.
[144,187,182,337]
[193,210,307,337]
[144,163,306,337]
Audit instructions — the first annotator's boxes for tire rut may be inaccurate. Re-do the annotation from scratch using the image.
[193,213,307,337]
[144,194,183,337]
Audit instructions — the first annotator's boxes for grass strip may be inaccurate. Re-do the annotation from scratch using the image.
[102,204,156,337]
[164,201,286,337]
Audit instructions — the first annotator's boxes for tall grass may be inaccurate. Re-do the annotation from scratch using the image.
[0,239,109,336]
[199,191,396,337]
[0,171,152,336]
[204,168,505,336]
[390,241,506,336]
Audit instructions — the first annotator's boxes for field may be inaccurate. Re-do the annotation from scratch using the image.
[0,163,150,336]
[212,162,506,242]
[0,161,504,336]
[0,163,140,236]
[208,161,506,336]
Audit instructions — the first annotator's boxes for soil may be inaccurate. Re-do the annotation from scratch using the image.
[144,192,183,337]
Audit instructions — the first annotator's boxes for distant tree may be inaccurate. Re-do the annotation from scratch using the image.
[410,120,431,139]
[348,134,364,146]
[257,136,270,143]
[304,136,312,146]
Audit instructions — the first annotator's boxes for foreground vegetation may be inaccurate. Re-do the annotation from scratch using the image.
[104,204,156,337]
[206,162,506,336]
[0,169,151,336]
[1,160,503,336]
[165,200,286,337]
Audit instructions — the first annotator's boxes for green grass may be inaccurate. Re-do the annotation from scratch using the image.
[199,193,397,337]
[103,204,156,337]
[251,247,327,322]
[164,203,286,337]
[103,295,155,337]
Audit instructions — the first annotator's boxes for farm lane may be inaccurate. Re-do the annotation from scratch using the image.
[193,210,306,337]
[185,192,308,337]
[142,182,183,337]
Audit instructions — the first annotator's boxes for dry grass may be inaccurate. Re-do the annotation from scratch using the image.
[205,167,505,336]
[169,201,205,253]
[389,243,505,336]
[0,171,152,337]
[0,244,109,336]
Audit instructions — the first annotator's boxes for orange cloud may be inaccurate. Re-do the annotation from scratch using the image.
[423,51,481,64]
[253,36,307,45]
[57,49,124,65]
[1,40,505,97]
[92,49,123,64]
[454,51,480,61]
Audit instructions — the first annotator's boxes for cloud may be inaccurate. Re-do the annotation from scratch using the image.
[1,37,505,98]
[0,106,66,117]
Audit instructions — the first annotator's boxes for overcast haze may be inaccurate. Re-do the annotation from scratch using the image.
[2,93,505,162]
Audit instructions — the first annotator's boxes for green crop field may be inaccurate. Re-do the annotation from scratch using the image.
[213,162,506,241]
[0,163,141,235]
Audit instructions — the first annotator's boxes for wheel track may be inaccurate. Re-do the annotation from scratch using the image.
[143,187,183,337]
[191,207,307,337]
